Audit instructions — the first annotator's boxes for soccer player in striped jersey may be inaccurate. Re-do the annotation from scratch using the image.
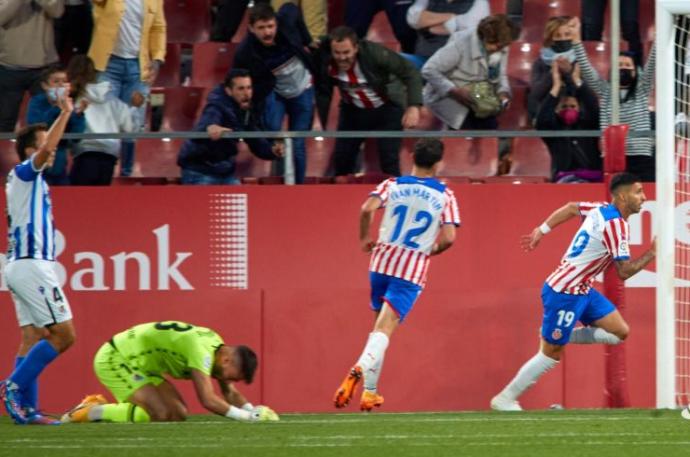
[0,91,77,425]
[333,138,460,411]
[491,173,656,411]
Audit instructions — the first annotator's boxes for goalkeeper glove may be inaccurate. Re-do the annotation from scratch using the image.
[250,405,280,422]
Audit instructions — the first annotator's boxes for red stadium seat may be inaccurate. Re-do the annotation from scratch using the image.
[500,86,528,129]
[165,0,210,43]
[136,138,185,178]
[365,11,396,43]
[159,87,208,132]
[508,42,541,87]
[154,43,182,87]
[112,176,170,185]
[234,141,273,179]
[191,42,236,88]
[483,175,549,183]
[510,136,552,177]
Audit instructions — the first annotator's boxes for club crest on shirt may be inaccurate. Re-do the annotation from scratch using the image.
[203,356,212,370]
[552,328,563,340]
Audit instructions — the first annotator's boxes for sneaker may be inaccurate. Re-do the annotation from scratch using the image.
[60,394,108,423]
[360,390,384,412]
[490,394,523,411]
[333,366,362,408]
[0,381,28,424]
[26,412,61,425]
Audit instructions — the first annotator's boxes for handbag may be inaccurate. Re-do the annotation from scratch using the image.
[467,81,501,119]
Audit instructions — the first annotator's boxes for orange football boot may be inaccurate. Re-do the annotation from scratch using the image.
[360,390,384,412]
[333,366,363,408]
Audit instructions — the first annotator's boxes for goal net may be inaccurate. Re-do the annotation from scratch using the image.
[657,1,690,409]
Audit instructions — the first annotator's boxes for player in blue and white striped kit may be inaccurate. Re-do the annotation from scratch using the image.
[0,91,77,425]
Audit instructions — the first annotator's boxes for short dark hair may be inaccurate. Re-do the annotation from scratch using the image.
[413,138,444,168]
[16,124,48,161]
[40,64,66,85]
[248,3,276,25]
[224,68,251,88]
[610,172,640,194]
[477,14,520,48]
[236,345,258,384]
[329,25,359,46]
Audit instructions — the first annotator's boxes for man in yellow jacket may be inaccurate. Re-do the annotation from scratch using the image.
[88,0,166,177]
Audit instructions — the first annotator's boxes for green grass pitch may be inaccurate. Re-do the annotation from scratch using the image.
[1,410,689,457]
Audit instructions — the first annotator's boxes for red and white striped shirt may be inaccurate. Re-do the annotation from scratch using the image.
[546,202,631,295]
[368,176,461,287]
[329,61,385,109]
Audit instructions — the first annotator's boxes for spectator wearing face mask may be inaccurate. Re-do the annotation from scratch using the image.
[26,65,87,185]
[535,60,602,183]
[572,16,655,181]
[528,16,597,124]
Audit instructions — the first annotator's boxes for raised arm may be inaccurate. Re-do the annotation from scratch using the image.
[521,202,581,251]
[33,93,74,170]
[571,17,608,96]
[638,42,656,95]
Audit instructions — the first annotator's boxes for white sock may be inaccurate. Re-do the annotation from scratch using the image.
[500,351,558,401]
[356,332,389,375]
[364,353,385,392]
[570,327,621,345]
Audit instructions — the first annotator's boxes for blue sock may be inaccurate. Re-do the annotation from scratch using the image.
[9,341,58,393]
[14,356,38,410]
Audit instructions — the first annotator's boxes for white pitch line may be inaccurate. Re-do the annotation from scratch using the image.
[132,416,679,425]
[5,431,685,445]
[4,441,690,450]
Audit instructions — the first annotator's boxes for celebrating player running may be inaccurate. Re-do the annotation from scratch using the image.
[491,173,656,411]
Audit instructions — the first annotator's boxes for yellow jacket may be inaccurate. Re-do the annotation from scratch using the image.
[88,0,166,82]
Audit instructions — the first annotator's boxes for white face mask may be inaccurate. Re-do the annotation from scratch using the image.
[488,52,502,66]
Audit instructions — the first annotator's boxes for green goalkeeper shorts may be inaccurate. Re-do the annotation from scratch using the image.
[93,341,165,403]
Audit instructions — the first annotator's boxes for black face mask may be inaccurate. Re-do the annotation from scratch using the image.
[551,40,572,53]
[619,69,635,86]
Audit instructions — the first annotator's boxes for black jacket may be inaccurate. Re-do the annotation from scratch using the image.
[313,39,423,127]
[177,84,276,177]
[536,87,602,180]
[232,3,314,106]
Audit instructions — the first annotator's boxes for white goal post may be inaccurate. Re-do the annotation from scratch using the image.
[656,0,690,410]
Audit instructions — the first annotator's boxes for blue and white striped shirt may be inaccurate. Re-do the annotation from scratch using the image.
[5,157,55,261]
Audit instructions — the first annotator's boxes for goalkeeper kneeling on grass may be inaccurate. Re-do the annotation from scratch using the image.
[62,321,278,423]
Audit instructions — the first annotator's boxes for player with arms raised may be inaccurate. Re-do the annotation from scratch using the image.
[1,91,77,425]
[491,173,656,410]
[62,321,278,423]
[334,138,460,411]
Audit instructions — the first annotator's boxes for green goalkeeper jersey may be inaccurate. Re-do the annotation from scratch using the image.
[111,321,224,379]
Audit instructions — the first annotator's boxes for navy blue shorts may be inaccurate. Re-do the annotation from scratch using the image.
[540,283,616,345]
[369,272,422,323]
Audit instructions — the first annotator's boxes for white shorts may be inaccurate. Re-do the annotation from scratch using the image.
[4,259,72,327]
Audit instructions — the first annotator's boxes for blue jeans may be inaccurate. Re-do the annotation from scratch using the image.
[181,168,241,185]
[98,56,149,177]
[263,86,314,184]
